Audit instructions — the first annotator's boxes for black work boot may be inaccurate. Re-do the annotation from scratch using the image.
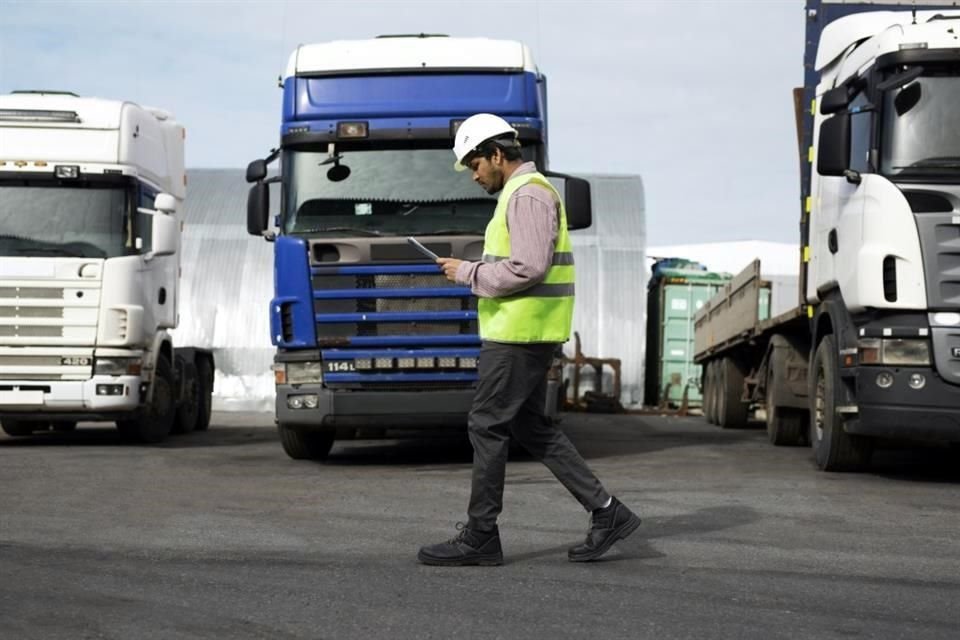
[568,497,641,562]
[418,523,503,566]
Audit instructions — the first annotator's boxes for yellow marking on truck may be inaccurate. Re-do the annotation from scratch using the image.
[803,246,810,262]
[805,196,811,213]
[808,146,814,163]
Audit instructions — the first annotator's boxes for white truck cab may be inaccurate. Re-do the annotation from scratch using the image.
[0,91,213,442]
[810,10,960,313]
[695,5,960,473]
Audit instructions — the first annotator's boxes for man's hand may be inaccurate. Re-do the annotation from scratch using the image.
[437,257,463,283]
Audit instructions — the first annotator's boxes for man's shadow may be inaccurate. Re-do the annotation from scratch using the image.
[506,504,759,565]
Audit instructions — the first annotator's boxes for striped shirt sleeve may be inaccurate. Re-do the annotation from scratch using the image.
[454,181,559,298]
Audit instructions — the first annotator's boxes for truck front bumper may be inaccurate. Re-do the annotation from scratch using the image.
[276,384,475,429]
[851,367,960,442]
[0,376,142,420]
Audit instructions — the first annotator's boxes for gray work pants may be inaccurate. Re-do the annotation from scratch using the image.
[466,341,610,531]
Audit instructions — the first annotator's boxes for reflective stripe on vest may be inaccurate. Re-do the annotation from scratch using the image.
[482,252,576,266]
[477,171,575,344]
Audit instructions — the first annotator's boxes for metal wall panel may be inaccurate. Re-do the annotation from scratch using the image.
[173,170,275,411]
[568,175,647,406]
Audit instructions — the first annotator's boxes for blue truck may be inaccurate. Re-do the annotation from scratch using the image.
[246,35,592,460]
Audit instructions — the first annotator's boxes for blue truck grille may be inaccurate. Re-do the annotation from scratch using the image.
[311,264,480,386]
[312,269,477,339]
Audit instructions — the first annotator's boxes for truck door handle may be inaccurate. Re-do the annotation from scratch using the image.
[828,229,838,254]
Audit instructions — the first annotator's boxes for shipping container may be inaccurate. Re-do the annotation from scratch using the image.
[644,259,732,408]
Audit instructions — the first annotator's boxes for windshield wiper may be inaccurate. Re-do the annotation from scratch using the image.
[296,227,383,236]
[897,157,960,170]
[0,235,101,257]
[12,247,89,258]
[416,229,485,236]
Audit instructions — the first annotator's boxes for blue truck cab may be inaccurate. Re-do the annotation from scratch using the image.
[246,35,592,460]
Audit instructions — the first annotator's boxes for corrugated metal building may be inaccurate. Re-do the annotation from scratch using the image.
[177,169,645,411]
[567,175,646,405]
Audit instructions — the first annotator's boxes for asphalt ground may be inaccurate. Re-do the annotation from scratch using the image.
[1,411,959,640]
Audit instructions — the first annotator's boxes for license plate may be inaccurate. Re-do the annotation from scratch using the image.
[0,390,44,406]
[324,361,356,373]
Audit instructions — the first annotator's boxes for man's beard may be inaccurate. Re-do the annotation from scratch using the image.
[483,171,503,194]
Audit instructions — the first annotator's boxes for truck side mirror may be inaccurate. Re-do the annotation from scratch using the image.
[564,177,593,231]
[543,172,592,230]
[247,182,270,236]
[246,159,268,184]
[149,212,178,258]
[820,86,850,115]
[153,193,176,214]
[817,113,850,177]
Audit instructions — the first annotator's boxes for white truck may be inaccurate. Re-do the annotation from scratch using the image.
[695,2,960,471]
[0,91,213,443]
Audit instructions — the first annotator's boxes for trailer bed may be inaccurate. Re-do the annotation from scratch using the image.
[693,260,806,363]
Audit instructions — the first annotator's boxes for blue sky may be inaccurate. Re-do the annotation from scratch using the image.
[0,0,805,245]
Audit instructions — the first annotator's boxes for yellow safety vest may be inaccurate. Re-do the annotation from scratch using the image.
[477,171,575,343]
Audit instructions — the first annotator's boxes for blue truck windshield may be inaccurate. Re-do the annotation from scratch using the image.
[881,74,960,177]
[283,148,497,236]
[0,183,133,258]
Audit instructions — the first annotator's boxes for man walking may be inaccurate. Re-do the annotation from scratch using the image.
[417,113,640,566]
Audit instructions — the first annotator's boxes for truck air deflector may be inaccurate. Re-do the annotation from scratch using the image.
[285,73,540,122]
[272,236,317,347]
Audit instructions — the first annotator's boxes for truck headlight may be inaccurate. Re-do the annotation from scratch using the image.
[286,361,323,384]
[882,339,931,366]
[94,357,142,376]
[858,338,930,366]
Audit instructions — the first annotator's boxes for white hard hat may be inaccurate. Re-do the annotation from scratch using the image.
[452,113,518,171]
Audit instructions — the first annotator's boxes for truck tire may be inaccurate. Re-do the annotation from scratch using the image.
[704,360,718,424]
[195,357,214,431]
[709,360,722,425]
[766,363,805,446]
[810,335,873,471]
[278,423,334,460]
[116,355,176,444]
[172,359,200,434]
[1,420,37,436]
[717,357,748,429]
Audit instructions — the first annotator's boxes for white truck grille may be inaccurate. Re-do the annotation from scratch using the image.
[0,282,100,346]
